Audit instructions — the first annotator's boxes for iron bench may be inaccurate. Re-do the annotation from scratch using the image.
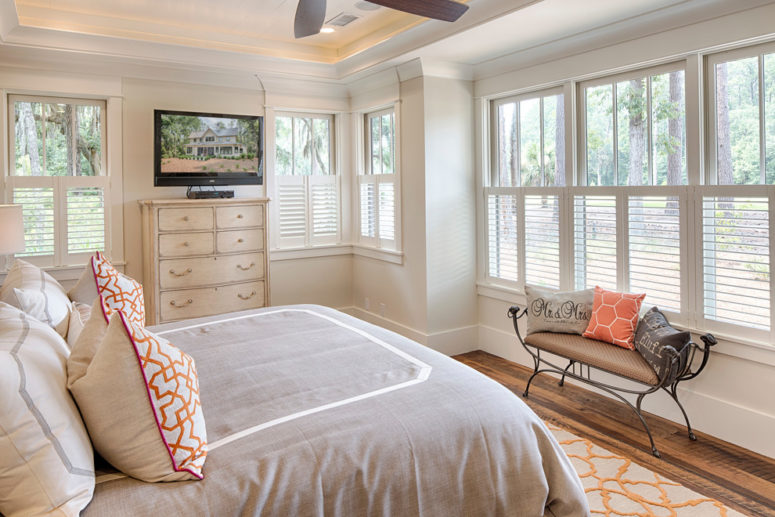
[508,305,717,457]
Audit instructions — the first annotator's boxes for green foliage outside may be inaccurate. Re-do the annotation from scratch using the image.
[275,115,332,175]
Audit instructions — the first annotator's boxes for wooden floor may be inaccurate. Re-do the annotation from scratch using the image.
[454,350,775,517]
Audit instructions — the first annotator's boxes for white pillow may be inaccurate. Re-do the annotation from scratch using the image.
[69,311,207,482]
[65,302,92,349]
[0,302,94,517]
[0,259,71,337]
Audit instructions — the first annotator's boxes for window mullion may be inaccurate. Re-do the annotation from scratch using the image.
[41,103,47,174]
[758,54,766,185]
[515,103,521,186]
[647,76,654,186]
[291,117,297,176]
[539,97,545,186]
[612,83,619,186]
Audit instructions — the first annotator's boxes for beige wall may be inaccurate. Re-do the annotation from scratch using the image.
[121,78,353,309]
[352,77,429,333]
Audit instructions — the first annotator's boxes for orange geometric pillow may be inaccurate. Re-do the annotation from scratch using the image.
[91,251,145,327]
[582,286,646,349]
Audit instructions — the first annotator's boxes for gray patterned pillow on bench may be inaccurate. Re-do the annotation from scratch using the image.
[634,306,690,382]
[525,286,594,335]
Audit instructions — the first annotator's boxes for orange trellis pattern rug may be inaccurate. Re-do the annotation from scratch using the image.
[548,424,748,517]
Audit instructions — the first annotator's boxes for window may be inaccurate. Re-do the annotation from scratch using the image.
[8,95,107,267]
[492,90,565,187]
[484,52,775,344]
[273,112,339,248]
[358,107,398,250]
[709,45,775,185]
[581,65,686,186]
[486,90,565,289]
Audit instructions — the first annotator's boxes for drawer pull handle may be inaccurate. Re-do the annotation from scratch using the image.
[183,216,189,222]
[238,291,256,300]
[236,262,255,271]
[169,267,193,277]
[237,214,243,219]
[170,299,193,307]
[183,241,190,247]
[237,238,244,243]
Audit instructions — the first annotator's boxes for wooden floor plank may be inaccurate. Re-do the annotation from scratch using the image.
[454,350,775,517]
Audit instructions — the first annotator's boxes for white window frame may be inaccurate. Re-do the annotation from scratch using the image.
[356,105,401,253]
[5,94,113,270]
[705,41,775,186]
[271,111,341,250]
[577,61,687,187]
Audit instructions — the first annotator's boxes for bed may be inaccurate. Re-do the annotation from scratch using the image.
[79,304,588,516]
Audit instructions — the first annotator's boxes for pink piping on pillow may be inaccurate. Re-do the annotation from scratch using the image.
[116,310,204,480]
[97,295,112,324]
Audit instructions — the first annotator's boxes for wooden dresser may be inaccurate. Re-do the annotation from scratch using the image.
[139,198,269,325]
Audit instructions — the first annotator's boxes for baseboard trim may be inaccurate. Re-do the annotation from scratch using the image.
[341,306,478,356]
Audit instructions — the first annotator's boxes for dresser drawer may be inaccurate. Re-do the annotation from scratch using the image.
[160,252,264,289]
[159,232,214,257]
[216,229,263,254]
[216,205,263,229]
[159,281,265,322]
[158,207,213,231]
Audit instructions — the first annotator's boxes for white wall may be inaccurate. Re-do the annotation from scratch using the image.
[472,5,775,458]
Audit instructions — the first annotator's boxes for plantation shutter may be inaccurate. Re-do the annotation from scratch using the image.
[309,175,340,245]
[524,194,560,288]
[359,179,377,240]
[574,194,617,290]
[702,196,770,330]
[66,186,105,255]
[628,195,682,312]
[377,178,396,245]
[486,188,519,283]
[276,176,307,248]
[12,185,55,259]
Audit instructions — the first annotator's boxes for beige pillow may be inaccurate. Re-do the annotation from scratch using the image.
[0,302,94,517]
[69,311,207,482]
[67,297,110,388]
[525,285,594,335]
[67,263,99,306]
[0,259,71,337]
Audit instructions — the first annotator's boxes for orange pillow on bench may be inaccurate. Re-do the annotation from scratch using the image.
[583,286,646,349]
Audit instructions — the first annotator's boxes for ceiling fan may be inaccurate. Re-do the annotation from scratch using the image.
[294,0,469,38]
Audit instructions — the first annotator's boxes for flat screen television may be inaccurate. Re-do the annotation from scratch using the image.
[154,109,263,186]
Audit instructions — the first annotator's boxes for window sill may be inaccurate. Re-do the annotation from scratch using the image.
[476,281,775,367]
[270,245,353,261]
[352,245,404,265]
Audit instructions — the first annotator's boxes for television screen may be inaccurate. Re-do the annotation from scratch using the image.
[154,109,263,186]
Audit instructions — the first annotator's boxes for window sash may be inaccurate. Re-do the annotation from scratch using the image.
[274,112,335,177]
[578,63,687,187]
[705,42,775,186]
[8,95,106,178]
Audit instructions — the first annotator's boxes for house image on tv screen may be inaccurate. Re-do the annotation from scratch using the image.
[186,126,245,157]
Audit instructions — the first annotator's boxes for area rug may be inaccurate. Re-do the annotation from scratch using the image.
[548,424,748,517]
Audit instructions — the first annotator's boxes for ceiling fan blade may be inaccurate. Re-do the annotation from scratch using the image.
[294,0,326,38]
[368,0,469,22]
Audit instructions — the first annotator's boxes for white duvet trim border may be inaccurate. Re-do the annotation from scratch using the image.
[97,308,431,485]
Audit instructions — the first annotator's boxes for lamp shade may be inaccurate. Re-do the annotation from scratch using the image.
[0,204,26,255]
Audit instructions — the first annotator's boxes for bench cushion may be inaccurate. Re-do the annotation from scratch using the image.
[524,332,659,386]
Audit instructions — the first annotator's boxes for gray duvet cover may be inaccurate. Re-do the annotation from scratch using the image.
[83,305,588,516]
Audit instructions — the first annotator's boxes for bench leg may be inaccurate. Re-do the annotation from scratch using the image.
[633,393,661,458]
[664,385,697,441]
[559,361,575,387]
